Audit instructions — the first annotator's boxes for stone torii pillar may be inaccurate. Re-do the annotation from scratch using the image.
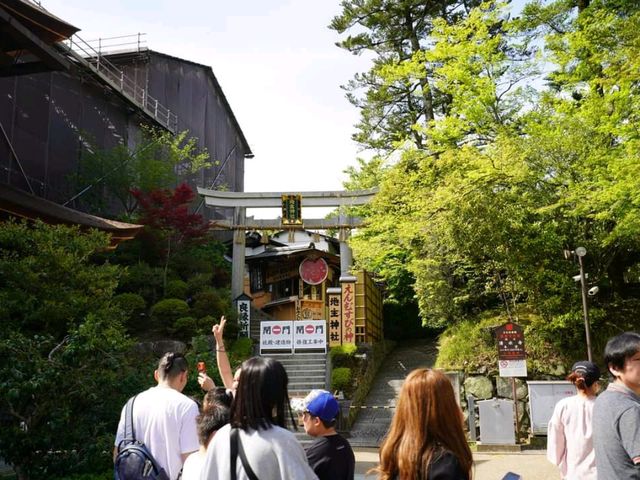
[231,206,246,300]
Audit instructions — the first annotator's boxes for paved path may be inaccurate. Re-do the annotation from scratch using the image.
[348,339,438,447]
[354,447,559,480]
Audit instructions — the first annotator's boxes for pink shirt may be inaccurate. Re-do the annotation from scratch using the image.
[547,394,597,480]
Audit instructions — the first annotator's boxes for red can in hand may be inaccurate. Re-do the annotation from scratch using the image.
[197,361,206,373]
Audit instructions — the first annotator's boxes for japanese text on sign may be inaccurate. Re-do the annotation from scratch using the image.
[294,320,326,351]
[281,194,302,225]
[496,322,526,360]
[259,320,326,353]
[260,321,293,354]
[328,292,342,347]
[341,283,355,345]
[237,300,250,337]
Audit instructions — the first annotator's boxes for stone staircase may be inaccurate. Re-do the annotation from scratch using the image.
[264,352,329,446]
[249,307,328,445]
[267,352,328,396]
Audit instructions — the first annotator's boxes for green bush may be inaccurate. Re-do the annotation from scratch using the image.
[171,316,198,340]
[165,279,188,299]
[184,335,254,397]
[230,337,254,358]
[113,292,146,315]
[191,288,230,319]
[171,241,230,284]
[187,273,213,296]
[331,367,352,394]
[0,221,138,477]
[150,298,190,331]
[113,292,147,332]
[436,309,569,376]
[119,262,164,304]
[329,344,358,368]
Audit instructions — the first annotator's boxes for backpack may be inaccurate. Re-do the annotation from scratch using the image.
[114,395,170,480]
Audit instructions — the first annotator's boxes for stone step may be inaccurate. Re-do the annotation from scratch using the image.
[271,355,327,363]
[288,379,326,386]
[287,368,326,375]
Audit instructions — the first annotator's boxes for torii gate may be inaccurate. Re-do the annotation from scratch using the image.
[196,188,377,299]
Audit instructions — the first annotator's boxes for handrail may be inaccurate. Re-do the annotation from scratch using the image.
[74,33,147,55]
[60,34,177,132]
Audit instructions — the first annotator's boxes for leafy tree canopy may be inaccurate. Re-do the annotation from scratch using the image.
[0,221,133,479]
[70,126,211,217]
[340,0,640,355]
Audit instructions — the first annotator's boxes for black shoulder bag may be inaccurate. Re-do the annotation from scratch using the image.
[115,395,170,480]
[230,427,260,480]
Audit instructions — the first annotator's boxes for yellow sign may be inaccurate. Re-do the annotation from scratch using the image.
[341,283,355,345]
[328,292,342,347]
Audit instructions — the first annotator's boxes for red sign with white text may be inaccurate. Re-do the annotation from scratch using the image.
[496,322,526,360]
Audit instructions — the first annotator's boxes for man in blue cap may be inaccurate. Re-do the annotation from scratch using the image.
[301,389,355,480]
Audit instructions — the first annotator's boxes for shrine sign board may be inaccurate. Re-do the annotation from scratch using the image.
[281,194,302,225]
[496,322,527,377]
[237,299,250,337]
[327,288,342,347]
[341,282,355,345]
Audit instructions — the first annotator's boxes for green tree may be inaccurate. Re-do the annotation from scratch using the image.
[330,0,482,151]
[0,221,133,479]
[70,127,211,217]
[346,0,640,358]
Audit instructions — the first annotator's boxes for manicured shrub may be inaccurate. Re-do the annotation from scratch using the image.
[191,288,229,319]
[113,292,147,332]
[171,316,198,340]
[187,273,213,296]
[331,367,352,394]
[150,298,190,330]
[165,279,188,299]
[329,344,358,368]
[119,262,163,304]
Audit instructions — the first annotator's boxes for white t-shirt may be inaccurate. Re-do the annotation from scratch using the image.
[199,423,318,480]
[115,386,200,480]
[181,451,206,480]
[547,394,597,480]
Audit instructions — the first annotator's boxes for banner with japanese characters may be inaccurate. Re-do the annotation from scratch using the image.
[237,299,250,337]
[294,320,326,351]
[327,289,342,347]
[341,282,356,345]
[260,321,293,353]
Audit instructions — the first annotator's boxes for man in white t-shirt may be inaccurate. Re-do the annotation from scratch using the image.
[114,352,199,480]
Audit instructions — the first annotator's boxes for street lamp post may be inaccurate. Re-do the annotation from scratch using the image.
[574,247,593,362]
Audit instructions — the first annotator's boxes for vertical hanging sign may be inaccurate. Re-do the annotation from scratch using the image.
[235,293,252,338]
[327,287,342,347]
[281,194,302,225]
[341,282,355,345]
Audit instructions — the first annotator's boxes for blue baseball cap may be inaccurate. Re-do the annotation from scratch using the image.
[304,390,339,422]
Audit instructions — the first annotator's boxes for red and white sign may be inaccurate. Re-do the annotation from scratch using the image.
[299,257,329,285]
[496,322,526,360]
[260,320,326,353]
[294,320,326,351]
[260,321,293,353]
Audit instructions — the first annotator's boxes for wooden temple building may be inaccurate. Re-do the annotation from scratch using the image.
[242,229,383,346]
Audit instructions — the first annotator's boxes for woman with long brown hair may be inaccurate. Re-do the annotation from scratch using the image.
[375,368,473,480]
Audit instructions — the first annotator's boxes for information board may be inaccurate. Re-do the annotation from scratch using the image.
[293,320,327,351]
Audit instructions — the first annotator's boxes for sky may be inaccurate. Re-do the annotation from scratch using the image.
[41,0,528,219]
[42,0,373,198]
